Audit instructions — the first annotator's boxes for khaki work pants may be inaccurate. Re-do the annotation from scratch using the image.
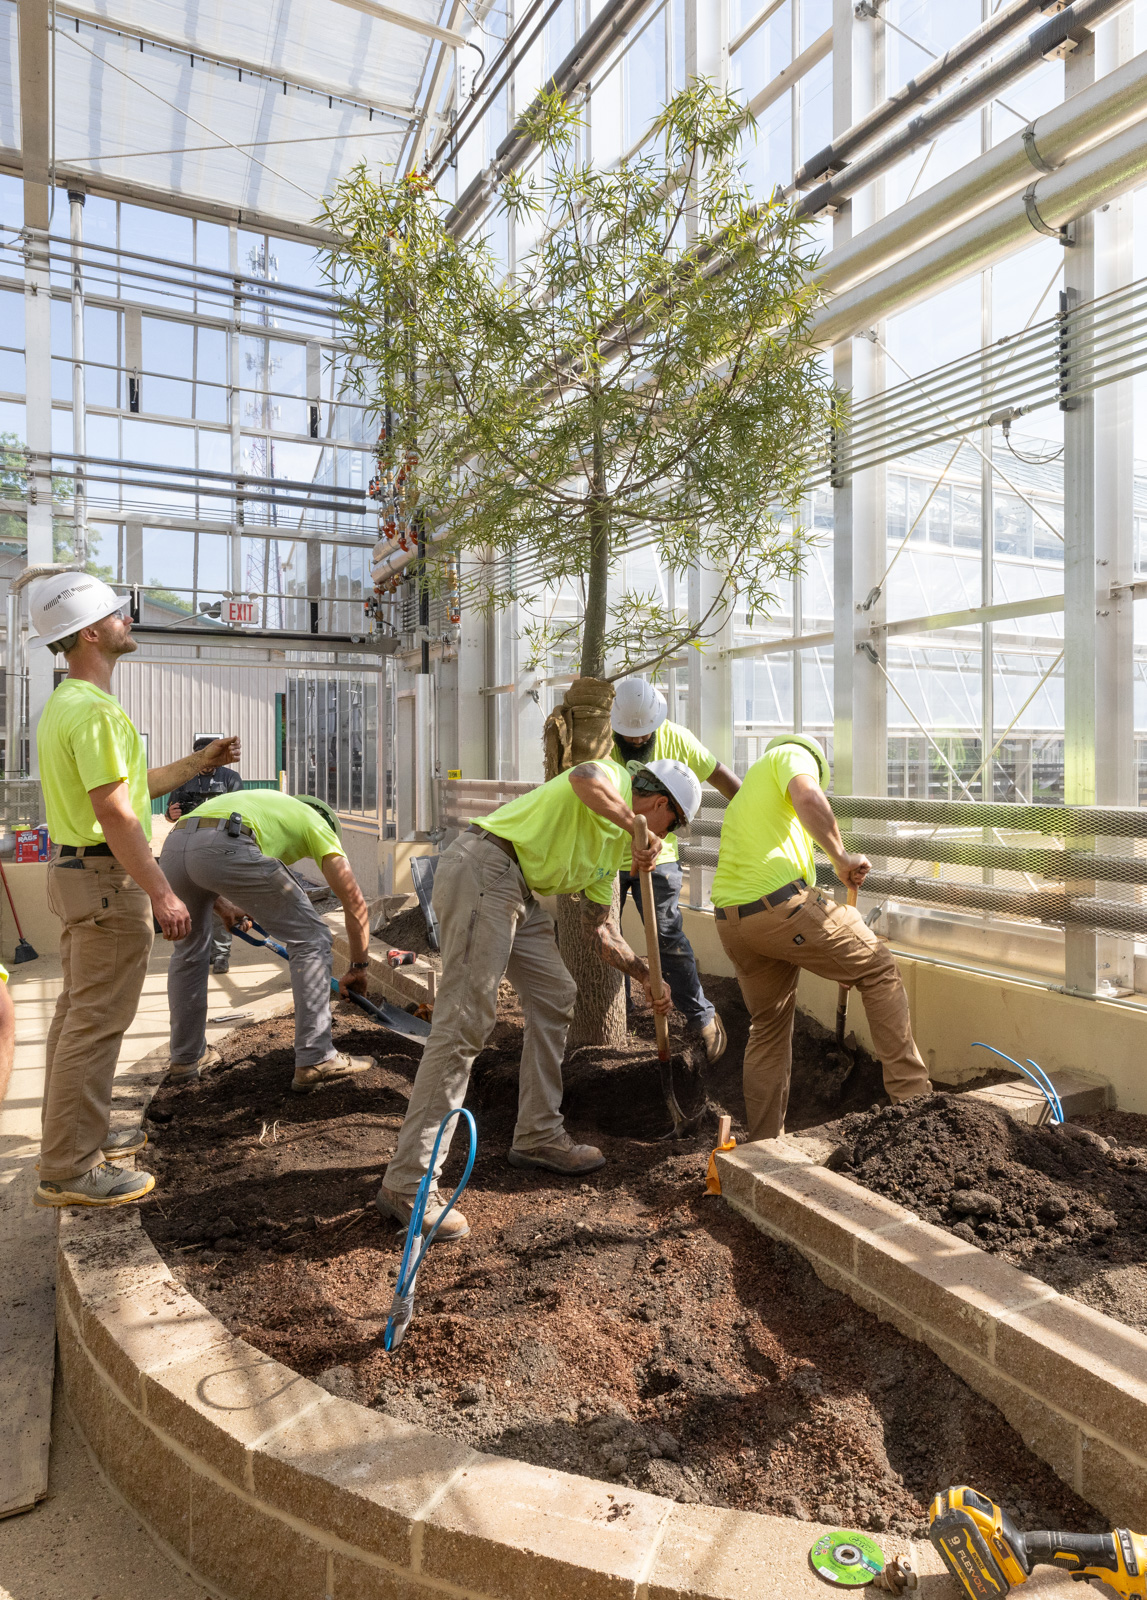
[384,831,577,1197]
[717,886,930,1141]
[41,856,154,1180]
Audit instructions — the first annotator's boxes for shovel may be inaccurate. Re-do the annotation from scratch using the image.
[833,885,859,1092]
[0,859,38,963]
[232,921,430,1040]
[634,817,694,1137]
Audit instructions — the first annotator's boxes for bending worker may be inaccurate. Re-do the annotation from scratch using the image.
[612,677,740,1065]
[160,789,374,1094]
[30,570,240,1209]
[166,735,243,973]
[378,756,701,1242]
[712,734,930,1140]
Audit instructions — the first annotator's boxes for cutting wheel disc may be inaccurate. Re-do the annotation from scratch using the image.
[809,1530,886,1586]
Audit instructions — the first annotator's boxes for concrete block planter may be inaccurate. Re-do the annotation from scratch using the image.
[716,1140,1147,1531]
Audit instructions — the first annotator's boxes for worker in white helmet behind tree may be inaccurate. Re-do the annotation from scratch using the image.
[610,676,741,1066]
[378,756,702,1242]
[28,570,241,1208]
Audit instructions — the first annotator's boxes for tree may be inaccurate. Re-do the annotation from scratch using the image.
[321,82,837,1045]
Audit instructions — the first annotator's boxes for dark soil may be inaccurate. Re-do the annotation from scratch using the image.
[142,990,1102,1536]
[374,903,438,959]
[827,1096,1147,1335]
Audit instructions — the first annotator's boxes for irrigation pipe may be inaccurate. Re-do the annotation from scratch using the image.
[384,1109,477,1351]
[970,1042,1064,1123]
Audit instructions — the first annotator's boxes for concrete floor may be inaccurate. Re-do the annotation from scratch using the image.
[0,935,293,1600]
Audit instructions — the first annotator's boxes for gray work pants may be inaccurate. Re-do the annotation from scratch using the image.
[383,831,577,1197]
[161,826,334,1069]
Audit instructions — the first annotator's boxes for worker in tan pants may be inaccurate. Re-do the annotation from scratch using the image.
[712,735,930,1141]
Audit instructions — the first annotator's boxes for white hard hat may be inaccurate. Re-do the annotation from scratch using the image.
[611,677,668,739]
[28,571,130,647]
[637,759,703,830]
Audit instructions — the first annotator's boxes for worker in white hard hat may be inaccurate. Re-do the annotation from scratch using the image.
[378,756,700,1242]
[28,570,241,1209]
[611,676,741,1066]
[712,734,931,1140]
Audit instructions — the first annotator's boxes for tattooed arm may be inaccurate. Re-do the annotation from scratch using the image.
[579,898,673,1014]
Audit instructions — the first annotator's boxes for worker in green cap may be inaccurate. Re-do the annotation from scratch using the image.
[160,790,374,1094]
[712,734,930,1140]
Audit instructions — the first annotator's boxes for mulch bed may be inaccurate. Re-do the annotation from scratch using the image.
[141,983,1102,1537]
[826,1096,1147,1336]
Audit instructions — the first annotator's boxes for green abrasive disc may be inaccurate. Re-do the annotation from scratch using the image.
[809,1530,886,1586]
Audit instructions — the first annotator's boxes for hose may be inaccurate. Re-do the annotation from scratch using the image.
[970,1042,1064,1124]
[384,1108,477,1352]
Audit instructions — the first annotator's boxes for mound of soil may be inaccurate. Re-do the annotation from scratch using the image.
[830,1096,1147,1333]
[142,999,1101,1537]
[374,903,438,959]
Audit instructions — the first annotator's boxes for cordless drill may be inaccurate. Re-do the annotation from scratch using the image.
[928,1487,1147,1600]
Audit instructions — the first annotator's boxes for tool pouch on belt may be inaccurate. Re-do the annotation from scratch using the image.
[542,676,616,779]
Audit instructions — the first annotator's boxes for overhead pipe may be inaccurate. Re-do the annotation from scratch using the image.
[814,41,1147,315]
[792,0,1080,192]
[796,0,1130,224]
[812,109,1147,346]
[445,0,657,238]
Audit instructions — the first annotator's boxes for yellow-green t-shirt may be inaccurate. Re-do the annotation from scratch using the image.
[711,746,823,907]
[191,791,345,867]
[612,719,717,866]
[37,679,152,848]
[477,760,633,904]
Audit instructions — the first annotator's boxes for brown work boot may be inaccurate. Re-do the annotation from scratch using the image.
[699,1013,727,1066]
[375,1183,470,1241]
[507,1131,605,1175]
[290,1052,375,1094]
[168,1047,221,1086]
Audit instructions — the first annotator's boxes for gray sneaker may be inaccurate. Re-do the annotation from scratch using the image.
[104,1126,148,1160]
[168,1047,221,1086]
[375,1183,470,1241]
[34,1162,155,1208]
[507,1131,605,1175]
[291,1052,375,1095]
[699,1013,727,1065]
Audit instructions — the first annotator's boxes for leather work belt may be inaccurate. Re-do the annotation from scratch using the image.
[467,823,519,865]
[59,842,115,858]
[714,878,807,920]
[174,815,256,841]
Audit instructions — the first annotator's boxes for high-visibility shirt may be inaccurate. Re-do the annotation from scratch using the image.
[38,679,151,847]
[612,719,716,867]
[191,791,345,867]
[711,745,822,906]
[476,760,633,904]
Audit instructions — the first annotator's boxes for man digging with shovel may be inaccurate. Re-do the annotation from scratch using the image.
[712,734,930,1141]
[377,756,701,1242]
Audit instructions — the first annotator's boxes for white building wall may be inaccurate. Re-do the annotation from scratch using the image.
[114,648,284,780]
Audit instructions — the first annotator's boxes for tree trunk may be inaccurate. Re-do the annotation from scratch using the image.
[541,666,626,1049]
[580,422,609,680]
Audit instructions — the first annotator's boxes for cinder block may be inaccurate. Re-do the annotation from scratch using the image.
[254,1394,475,1568]
[721,1159,914,1274]
[855,1220,1056,1359]
[57,1303,109,1463]
[103,1380,192,1559]
[1079,1434,1147,1529]
[647,1501,911,1600]
[994,1297,1147,1458]
[921,1329,1079,1491]
[421,1454,669,1600]
[966,1072,1107,1125]
[57,1210,162,1325]
[189,1474,329,1600]
[144,1337,332,1487]
[81,1275,231,1405]
[330,1554,442,1600]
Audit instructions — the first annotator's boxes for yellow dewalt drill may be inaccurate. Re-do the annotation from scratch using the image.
[927,1488,1147,1600]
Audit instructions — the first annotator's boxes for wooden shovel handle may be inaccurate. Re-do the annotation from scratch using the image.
[634,816,671,1061]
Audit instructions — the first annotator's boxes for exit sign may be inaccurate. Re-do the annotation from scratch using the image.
[224,599,257,626]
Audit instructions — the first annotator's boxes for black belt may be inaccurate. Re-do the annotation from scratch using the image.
[59,842,115,858]
[173,816,256,840]
[467,823,519,865]
[714,878,807,920]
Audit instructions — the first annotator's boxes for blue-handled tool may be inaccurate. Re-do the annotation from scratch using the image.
[232,920,431,1040]
[384,1108,476,1351]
